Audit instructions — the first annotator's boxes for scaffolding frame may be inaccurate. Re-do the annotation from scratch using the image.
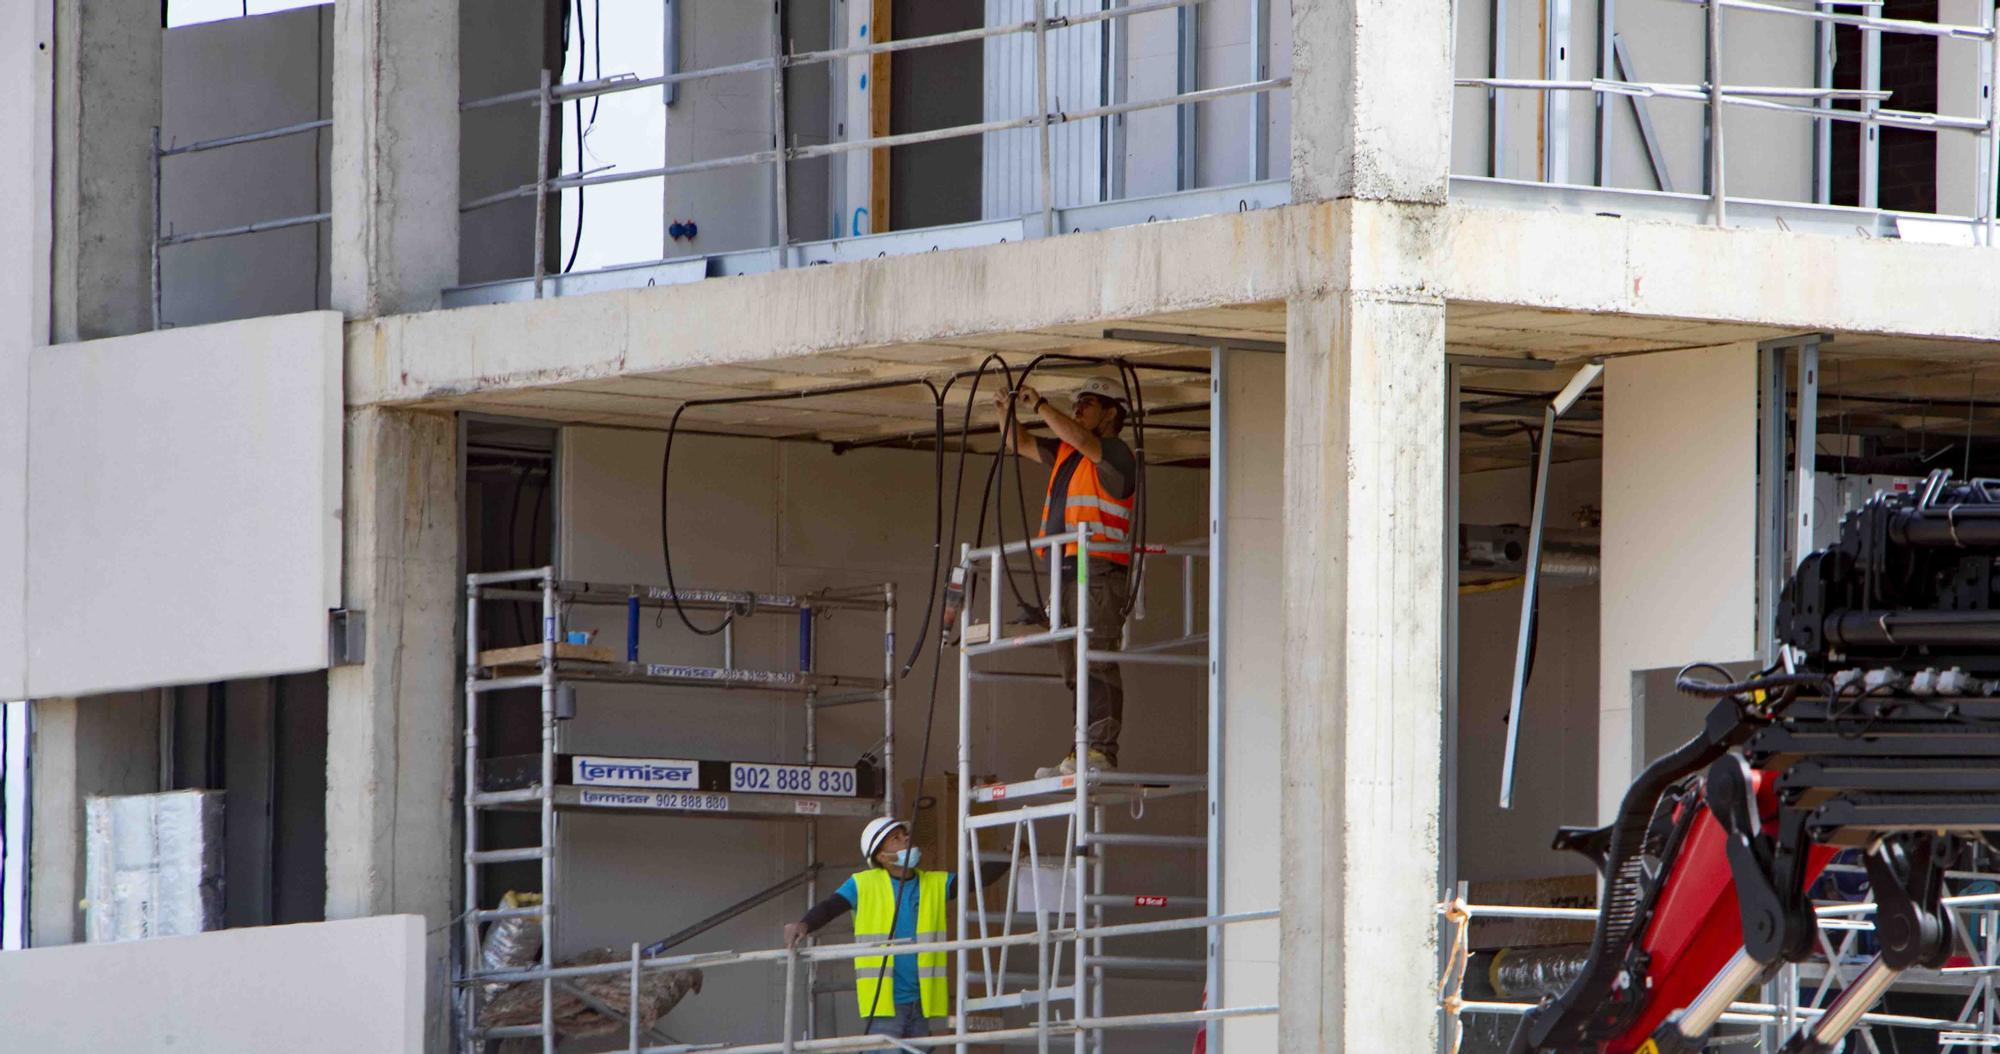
[457,0,1292,291]
[1441,877,2000,1052]
[1458,0,2000,243]
[458,568,896,1054]
[952,525,1215,1052]
[149,116,333,329]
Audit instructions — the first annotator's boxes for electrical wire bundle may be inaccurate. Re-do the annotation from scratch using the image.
[654,353,1178,1020]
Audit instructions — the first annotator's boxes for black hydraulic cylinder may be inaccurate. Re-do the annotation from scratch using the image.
[1822,609,2000,648]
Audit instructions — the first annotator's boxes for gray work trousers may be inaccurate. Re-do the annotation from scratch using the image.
[1055,559,1127,764]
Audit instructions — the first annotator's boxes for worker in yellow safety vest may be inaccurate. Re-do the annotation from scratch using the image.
[996,375,1137,777]
[783,817,1009,1038]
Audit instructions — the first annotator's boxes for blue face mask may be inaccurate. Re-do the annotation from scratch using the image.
[885,847,921,869]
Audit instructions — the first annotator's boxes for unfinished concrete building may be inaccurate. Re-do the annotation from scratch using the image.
[2,0,1999,1052]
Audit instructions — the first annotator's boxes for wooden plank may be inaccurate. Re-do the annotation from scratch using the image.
[870,0,892,232]
[478,642,617,670]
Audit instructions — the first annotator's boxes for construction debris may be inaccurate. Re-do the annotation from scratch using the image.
[480,949,702,1038]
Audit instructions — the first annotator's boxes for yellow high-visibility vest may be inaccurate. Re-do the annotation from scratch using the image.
[851,869,949,1019]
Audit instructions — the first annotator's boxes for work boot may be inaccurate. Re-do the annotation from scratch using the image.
[1034,749,1111,780]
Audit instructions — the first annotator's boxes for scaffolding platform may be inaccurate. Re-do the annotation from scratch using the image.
[456,567,895,1052]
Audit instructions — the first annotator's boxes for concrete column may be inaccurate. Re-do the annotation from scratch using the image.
[325,408,459,1052]
[28,693,161,946]
[1281,1,1454,1050]
[1290,0,1455,203]
[50,0,158,341]
[1280,290,1446,1053]
[330,0,459,317]
[1217,349,1286,1051]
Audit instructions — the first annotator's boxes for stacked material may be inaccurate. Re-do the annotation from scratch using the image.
[84,791,224,942]
[481,949,703,1038]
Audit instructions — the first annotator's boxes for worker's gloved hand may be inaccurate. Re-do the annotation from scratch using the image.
[783,921,809,949]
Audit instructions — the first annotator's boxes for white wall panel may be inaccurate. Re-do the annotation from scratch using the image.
[1598,342,1758,818]
[23,312,342,697]
[984,0,1105,218]
[0,0,54,700]
[0,914,423,1054]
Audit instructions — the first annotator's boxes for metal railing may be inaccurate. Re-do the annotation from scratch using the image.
[1455,0,2000,244]
[458,906,1278,1053]
[1440,881,2000,1051]
[149,117,332,329]
[458,0,1291,296]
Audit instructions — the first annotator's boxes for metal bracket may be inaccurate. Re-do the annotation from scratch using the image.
[329,609,366,666]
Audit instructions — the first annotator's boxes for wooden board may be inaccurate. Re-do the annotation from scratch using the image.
[478,642,617,671]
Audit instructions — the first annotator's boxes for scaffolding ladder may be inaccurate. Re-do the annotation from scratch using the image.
[954,529,1215,1051]
[457,567,896,1054]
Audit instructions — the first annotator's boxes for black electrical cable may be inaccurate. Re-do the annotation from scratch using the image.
[897,385,947,677]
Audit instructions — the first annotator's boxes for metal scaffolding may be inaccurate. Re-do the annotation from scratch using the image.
[1457,0,2000,243]
[1441,870,2000,1052]
[457,0,1292,292]
[458,569,896,1054]
[149,116,332,329]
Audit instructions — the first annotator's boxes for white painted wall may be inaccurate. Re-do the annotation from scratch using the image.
[0,0,53,700]
[18,312,343,698]
[0,914,424,1053]
[1456,460,1600,882]
[1598,343,1758,817]
[553,425,1209,1047]
[1215,348,1282,1052]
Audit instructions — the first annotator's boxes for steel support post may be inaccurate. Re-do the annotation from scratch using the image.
[1594,0,1615,185]
[1440,361,1462,1053]
[1176,1,1199,190]
[541,570,558,1054]
[1544,0,1573,183]
[1862,17,1882,209]
[1035,0,1057,234]
[1250,0,1270,181]
[149,127,162,330]
[1073,538,1092,1054]
[772,0,791,266]
[1707,0,1728,224]
[1814,2,1834,204]
[1205,348,1226,1051]
[1795,340,1820,561]
[462,577,483,1054]
[1757,342,1790,662]
[533,68,551,298]
[1987,4,2000,246]
[955,545,974,1054]
[1491,0,1509,176]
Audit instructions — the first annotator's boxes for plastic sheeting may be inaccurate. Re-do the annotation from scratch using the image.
[84,790,224,943]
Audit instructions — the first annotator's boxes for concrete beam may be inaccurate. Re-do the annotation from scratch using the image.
[28,693,161,946]
[330,0,458,318]
[1291,0,1455,204]
[347,201,2000,411]
[325,408,458,1052]
[1280,289,1446,1052]
[50,0,157,341]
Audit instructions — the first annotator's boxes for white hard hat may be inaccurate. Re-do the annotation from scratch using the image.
[1072,376,1127,407]
[860,816,907,862]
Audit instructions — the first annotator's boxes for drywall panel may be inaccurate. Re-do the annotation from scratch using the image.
[1598,343,1757,818]
[554,425,1209,1048]
[1216,348,1282,1052]
[160,7,330,328]
[0,0,53,700]
[0,914,423,1053]
[1455,460,1601,883]
[23,312,342,697]
[984,0,1104,217]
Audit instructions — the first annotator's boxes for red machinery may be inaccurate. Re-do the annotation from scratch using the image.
[1510,473,2000,1054]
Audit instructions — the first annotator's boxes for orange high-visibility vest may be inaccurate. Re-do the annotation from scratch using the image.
[1040,442,1134,564]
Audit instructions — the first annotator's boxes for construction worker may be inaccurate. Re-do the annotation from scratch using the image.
[783,817,1009,1039]
[996,376,1136,777]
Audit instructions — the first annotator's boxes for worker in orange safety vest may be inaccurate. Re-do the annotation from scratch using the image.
[995,375,1137,777]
